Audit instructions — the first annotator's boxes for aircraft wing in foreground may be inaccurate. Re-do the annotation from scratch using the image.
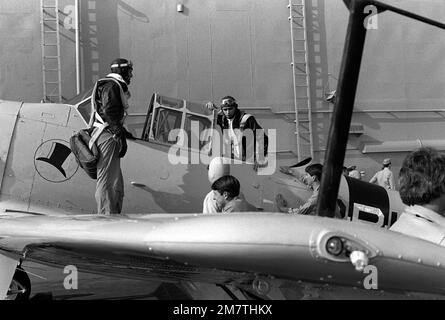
[1,211,445,300]
[3,0,445,300]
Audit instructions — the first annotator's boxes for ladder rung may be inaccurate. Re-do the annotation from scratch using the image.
[44,56,60,58]
[289,17,305,21]
[295,132,311,138]
[294,85,308,87]
[45,81,61,84]
[43,19,58,22]
[44,30,58,33]
[43,44,58,46]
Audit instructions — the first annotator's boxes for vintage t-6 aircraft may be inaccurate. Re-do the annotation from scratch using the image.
[0,91,409,299]
[1,0,445,300]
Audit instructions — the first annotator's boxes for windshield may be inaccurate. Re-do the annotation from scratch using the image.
[73,90,215,149]
[66,88,93,105]
[142,93,214,150]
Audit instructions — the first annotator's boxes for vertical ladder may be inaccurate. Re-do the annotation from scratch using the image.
[40,0,62,103]
[288,0,314,161]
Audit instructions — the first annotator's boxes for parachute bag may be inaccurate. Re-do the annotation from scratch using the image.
[70,128,99,179]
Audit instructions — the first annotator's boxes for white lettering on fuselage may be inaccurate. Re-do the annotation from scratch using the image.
[352,203,385,227]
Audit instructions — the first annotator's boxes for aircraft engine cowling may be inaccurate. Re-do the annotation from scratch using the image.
[338,176,406,229]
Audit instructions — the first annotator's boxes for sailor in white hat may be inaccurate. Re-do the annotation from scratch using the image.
[369,158,395,190]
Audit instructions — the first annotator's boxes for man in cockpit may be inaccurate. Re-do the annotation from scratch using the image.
[90,58,135,214]
[213,96,268,169]
[390,147,445,246]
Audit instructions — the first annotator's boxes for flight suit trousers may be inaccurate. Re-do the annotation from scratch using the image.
[95,130,124,214]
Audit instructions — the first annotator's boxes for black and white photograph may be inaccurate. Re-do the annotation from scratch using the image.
[0,0,444,307]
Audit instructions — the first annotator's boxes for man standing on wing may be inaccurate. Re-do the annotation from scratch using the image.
[90,58,135,214]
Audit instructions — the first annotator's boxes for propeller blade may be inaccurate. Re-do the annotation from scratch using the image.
[290,157,312,168]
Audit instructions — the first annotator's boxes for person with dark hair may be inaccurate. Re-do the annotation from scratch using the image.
[390,147,445,245]
[276,163,341,218]
[277,163,320,215]
[369,158,395,190]
[211,96,268,169]
[89,58,135,214]
[203,157,230,214]
[347,165,361,180]
[211,175,257,213]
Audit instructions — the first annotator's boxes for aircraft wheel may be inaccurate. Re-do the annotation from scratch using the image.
[6,269,31,300]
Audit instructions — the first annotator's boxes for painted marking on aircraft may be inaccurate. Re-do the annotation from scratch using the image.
[34,139,79,183]
[344,176,401,228]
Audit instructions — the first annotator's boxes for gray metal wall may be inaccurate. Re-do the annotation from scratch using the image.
[323,0,445,185]
[0,1,42,102]
[1,0,445,183]
[76,0,295,112]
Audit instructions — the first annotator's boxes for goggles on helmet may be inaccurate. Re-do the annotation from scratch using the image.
[111,60,133,70]
[220,98,236,109]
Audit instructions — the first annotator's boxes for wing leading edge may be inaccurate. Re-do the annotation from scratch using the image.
[1,213,445,299]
